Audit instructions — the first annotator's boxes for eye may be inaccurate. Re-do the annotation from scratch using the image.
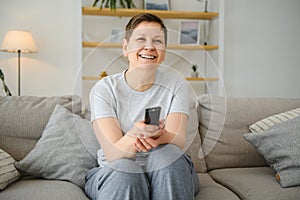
[154,39,163,44]
[136,37,145,42]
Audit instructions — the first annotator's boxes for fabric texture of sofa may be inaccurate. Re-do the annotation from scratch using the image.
[0,94,299,200]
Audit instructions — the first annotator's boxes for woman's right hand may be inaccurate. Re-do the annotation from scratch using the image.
[127,119,165,138]
[127,119,165,152]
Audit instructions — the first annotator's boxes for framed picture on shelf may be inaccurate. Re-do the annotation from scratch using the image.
[110,28,123,43]
[179,21,200,45]
[144,0,169,10]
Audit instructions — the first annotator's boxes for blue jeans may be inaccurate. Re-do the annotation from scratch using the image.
[84,144,200,200]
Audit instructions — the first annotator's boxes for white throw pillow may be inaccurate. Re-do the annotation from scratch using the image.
[0,149,20,190]
[249,107,300,133]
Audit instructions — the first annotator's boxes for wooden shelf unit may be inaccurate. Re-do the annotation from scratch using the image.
[82,7,219,50]
[82,7,219,20]
[82,42,218,51]
[82,7,221,85]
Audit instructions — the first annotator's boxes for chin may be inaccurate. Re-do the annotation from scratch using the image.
[139,63,160,69]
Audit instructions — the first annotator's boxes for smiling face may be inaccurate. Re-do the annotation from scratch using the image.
[123,22,166,70]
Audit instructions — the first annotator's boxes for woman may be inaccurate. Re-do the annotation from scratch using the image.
[85,13,200,200]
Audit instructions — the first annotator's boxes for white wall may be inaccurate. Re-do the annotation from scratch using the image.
[1,0,299,99]
[224,0,300,98]
[0,0,81,97]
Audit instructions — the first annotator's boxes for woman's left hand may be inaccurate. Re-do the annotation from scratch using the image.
[134,129,166,152]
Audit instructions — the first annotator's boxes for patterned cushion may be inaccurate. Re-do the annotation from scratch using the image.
[249,107,300,133]
[0,149,20,190]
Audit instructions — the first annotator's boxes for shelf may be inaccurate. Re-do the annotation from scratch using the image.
[83,76,218,81]
[82,7,218,20]
[82,42,218,51]
[83,76,102,81]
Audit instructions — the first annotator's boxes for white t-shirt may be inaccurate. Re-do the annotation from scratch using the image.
[89,65,189,167]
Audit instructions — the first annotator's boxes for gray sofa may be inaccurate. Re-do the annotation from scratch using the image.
[0,95,299,200]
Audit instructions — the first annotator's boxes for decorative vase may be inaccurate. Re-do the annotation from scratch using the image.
[191,65,199,78]
[191,71,199,78]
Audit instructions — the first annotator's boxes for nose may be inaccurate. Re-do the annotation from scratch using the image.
[144,40,154,50]
[144,46,154,51]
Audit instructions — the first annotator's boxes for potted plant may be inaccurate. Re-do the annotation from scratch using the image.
[92,0,136,10]
[0,69,12,96]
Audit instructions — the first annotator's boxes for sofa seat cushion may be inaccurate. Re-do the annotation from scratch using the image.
[209,167,300,200]
[0,178,89,200]
[0,95,82,161]
[195,173,239,200]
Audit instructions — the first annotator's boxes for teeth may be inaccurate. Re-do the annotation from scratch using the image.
[140,54,156,59]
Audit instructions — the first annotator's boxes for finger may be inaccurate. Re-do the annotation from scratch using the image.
[144,124,160,132]
[146,128,164,138]
[128,132,144,139]
[139,138,153,150]
[140,130,158,138]
[144,137,159,148]
[136,121,159,132]
[127,126,141,138]
[134,139,148,152]
[158,119,165,128]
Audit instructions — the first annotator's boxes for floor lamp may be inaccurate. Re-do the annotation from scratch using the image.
[0,30,37,96]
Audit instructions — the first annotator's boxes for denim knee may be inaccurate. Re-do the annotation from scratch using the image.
[146,144,185,172]
[85,159,149,200]
[107,158,145,173]
[146,145,199,199]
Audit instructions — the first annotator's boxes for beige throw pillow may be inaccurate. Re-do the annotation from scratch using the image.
[249,107,300,133]
[0,149,20,190]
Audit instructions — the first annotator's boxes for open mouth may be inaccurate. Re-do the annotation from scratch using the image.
[139,54,157,60]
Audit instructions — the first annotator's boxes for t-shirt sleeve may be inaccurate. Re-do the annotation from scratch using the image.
[89,80,117,122]
[169,79,190,117]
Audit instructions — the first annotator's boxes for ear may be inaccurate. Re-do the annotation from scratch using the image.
[122,39,128,57]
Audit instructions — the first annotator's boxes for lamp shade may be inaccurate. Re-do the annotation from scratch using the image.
[0,30,37,53]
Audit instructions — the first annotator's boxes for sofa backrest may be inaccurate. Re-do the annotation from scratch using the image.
[183,86,207,173]
[198,94,300,171]
[0,96,82,161]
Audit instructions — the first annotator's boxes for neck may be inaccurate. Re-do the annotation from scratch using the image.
[125,67,157,92]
